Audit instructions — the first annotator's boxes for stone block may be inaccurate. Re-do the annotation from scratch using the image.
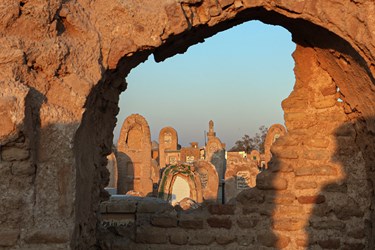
[310,219,346,230]
[313,98,336,109]
[295,181,318,189]
[178,218,204,229]
[274,149,299,159]
[302,150,331,161]
[242,0,265,8]
[257,175,288,190]
[0,97,16,139]
[273,218,305,231]
[208,204,235,215]
[313,203,331,217]
[349,228,365,239]
[218,0,234,8]
[100,214,135,228]
[11,161,35,176]
[342,243,365,250]
[209,5,221,17]
[1,147,29,161]
[196,5,210,24]
[106,199,137,213]
[272,193,296,204]
[296,238,309,247]
[135,228,168,244]
[270,162,294,173]
[233,0,243,8]
[320,85,337,96]
[189,232,215,245]
[318,239,341,249]
[237,216,258,228]
[207,216,232,229]
[99,202,107,213]
[277,235,291,249]
[24,230,69,244]
[257,232,290,248]
[236,188,265,205]
[169,231,188,245]
[216,234,236,245]
[325,182,347,193]
[151,215,177,228]
[297,195,325,204]
[237,234,254,246]
[135,213,151,227]
[333,197,364,220]
[273,205,304,217]
[305,138,330,148]
[257,232,277,247]
[295,165,337,176]
[335,124,356,137]
[137,198,173,213]
[0,230,19,247]
[178,0,203,4]
[242,206,260,215]
[334,203,364,220]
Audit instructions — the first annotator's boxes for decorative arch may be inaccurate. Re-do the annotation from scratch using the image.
[158,164,203,204]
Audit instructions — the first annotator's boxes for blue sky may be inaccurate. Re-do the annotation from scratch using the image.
[114,21,296,148]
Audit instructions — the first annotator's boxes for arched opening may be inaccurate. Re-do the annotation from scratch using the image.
[111,20,294,204]
[74,3,375,249]
[171,175,191,205]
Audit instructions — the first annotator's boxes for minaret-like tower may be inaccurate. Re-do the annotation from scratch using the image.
[207,120,216,140]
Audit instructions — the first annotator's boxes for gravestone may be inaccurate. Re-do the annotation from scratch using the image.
[205,120,226,203]
[180,142,200,164]
[194,160,219,202]
[158,127,178,169]
[225,153,259,203]
[105,152,118,195]
[158,164,203,205]
[205,121,226,179]
[264,124,287,168]
[117,114,153,196]
[164,150,180,165]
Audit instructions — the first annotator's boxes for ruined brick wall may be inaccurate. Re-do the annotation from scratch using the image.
[1,0,375,249]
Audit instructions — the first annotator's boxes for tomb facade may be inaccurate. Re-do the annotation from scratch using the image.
[158,164,203,205]
[158,127,178,169]
[180,142,200,164]
[117,114,153,196]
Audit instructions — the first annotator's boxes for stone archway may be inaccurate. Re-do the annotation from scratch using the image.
[1,0,375,249]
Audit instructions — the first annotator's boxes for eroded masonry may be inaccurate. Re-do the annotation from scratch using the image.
[1,0,375,249]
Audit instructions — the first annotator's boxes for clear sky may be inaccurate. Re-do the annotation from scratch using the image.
[114,20,296,148]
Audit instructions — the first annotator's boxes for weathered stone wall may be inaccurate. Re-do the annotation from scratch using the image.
[1,0,375,249]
